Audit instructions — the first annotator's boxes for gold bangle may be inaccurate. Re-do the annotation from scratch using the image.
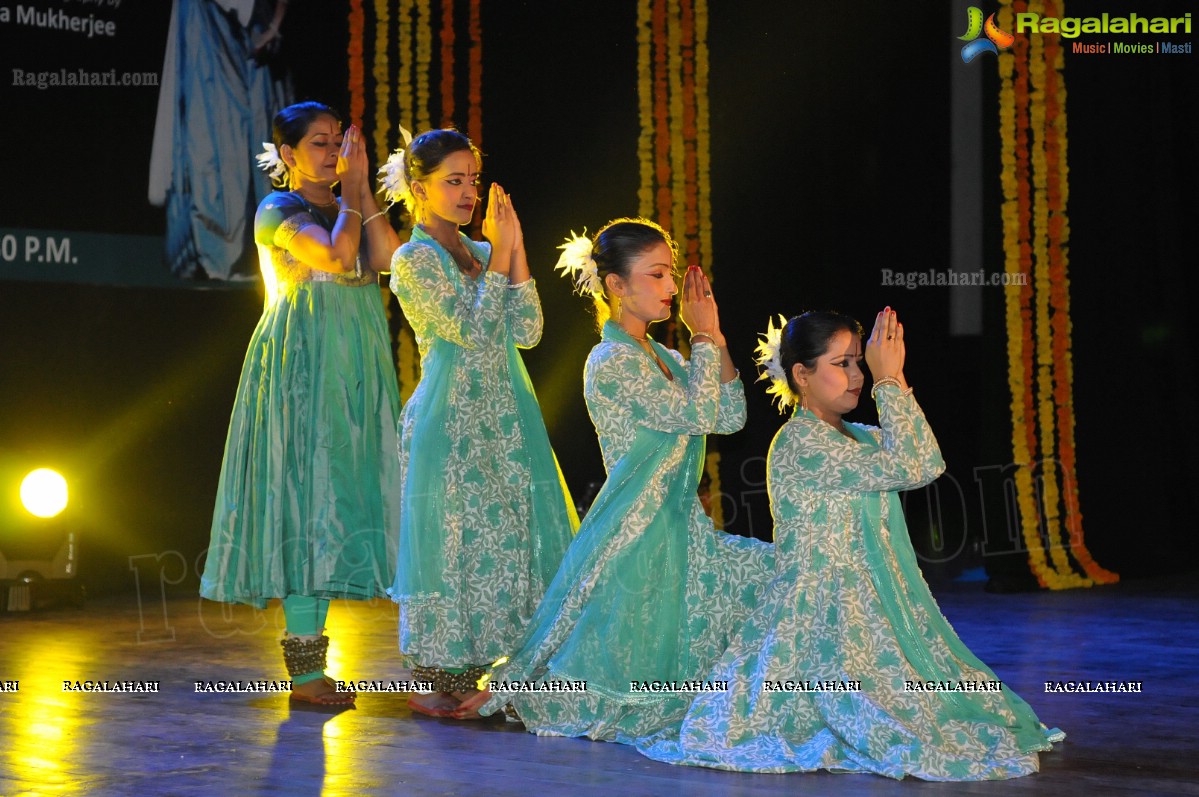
[870,376,901,400]
[339,207,363,221]
[362,210,387,226]
[690,333,716,346]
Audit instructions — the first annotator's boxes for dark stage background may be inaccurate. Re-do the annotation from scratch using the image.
[1,1,1195,598]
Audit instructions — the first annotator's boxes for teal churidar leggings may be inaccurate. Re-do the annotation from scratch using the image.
[283,595,330,685]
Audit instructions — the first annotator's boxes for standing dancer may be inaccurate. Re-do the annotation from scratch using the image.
[456,218,773,739]
[639,309,1063,778]
[202,102,403,706]
[383,129,578,717]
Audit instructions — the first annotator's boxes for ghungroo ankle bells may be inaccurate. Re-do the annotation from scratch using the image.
[280,634,329,677]
[412,664,488,694]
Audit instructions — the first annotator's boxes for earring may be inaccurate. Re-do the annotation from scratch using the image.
[800,390,808,412]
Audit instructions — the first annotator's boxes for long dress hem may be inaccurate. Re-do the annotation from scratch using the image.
[387,227,577,669]
[636,387,1062,780]
[201,191,401,610]
[473,321,773,742]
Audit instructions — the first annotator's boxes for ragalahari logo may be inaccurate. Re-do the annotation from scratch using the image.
[959,6,1015,63]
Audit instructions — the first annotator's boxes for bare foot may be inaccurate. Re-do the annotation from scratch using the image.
[291,676,355,706]
[451,689,492,719]
[408,691,460,717]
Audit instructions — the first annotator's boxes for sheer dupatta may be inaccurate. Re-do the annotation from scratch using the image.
[389,230,577,614]
[487,322,711,701]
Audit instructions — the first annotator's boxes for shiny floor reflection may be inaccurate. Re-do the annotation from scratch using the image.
[0,575,1196,796]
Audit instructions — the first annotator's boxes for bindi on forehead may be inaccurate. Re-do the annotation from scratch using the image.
[434,151,481,173]
[305,120,342,140]
[822,331,861,358]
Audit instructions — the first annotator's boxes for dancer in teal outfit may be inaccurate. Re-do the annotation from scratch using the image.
[455,219,773,738]
[383,129,579,717]
[201,103,404,705]
[638,309,1063,778]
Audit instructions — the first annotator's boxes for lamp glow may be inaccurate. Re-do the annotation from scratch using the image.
[20,468,68,518]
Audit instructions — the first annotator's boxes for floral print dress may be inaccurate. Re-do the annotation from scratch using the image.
[639,386,1063,779]
[202,191,401,608]
[474,321,774,742]
[387,227,577,671]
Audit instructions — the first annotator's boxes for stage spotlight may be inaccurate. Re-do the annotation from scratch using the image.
[3,467,81,611]
[20,468,68,518]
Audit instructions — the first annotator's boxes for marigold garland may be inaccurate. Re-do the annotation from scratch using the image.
[1005,0,1063,588]
[667,0,686,245]
[468,0,482,147]
[347,1,485,402]
[679,0,698,263]
[348,1,365,125]
[398,0,414,130]
[440,0,456,126]
[694,2,711,274]
[373,0,390,166]
[415,0,433,133]
[637,0,724,527]
[636,0,655,217]
[997,0,1115,588]
[1043,0,1115,583]
[466,0,483,237]
[652,0,672,226]
[394,0,417,401]
[997,5,1041,584]
[1028,13,1078,585]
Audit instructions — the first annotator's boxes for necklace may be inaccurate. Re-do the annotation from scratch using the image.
[619,324,673,379]
[296,189,338,207]
[618,324,649,343]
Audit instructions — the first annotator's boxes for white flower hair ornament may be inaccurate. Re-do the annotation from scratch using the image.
[378,124,415,207]
[554,231,604,299]
[755,314,797,414]
[256,142,287,184]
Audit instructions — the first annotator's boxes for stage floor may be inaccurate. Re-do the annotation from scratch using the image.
[1,574,1196,796]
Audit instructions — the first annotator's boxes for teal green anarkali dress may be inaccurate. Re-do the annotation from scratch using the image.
[638,385,1063,779]
[387,227,578,683]
[473,321,774,741]
[202,191,401,609]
